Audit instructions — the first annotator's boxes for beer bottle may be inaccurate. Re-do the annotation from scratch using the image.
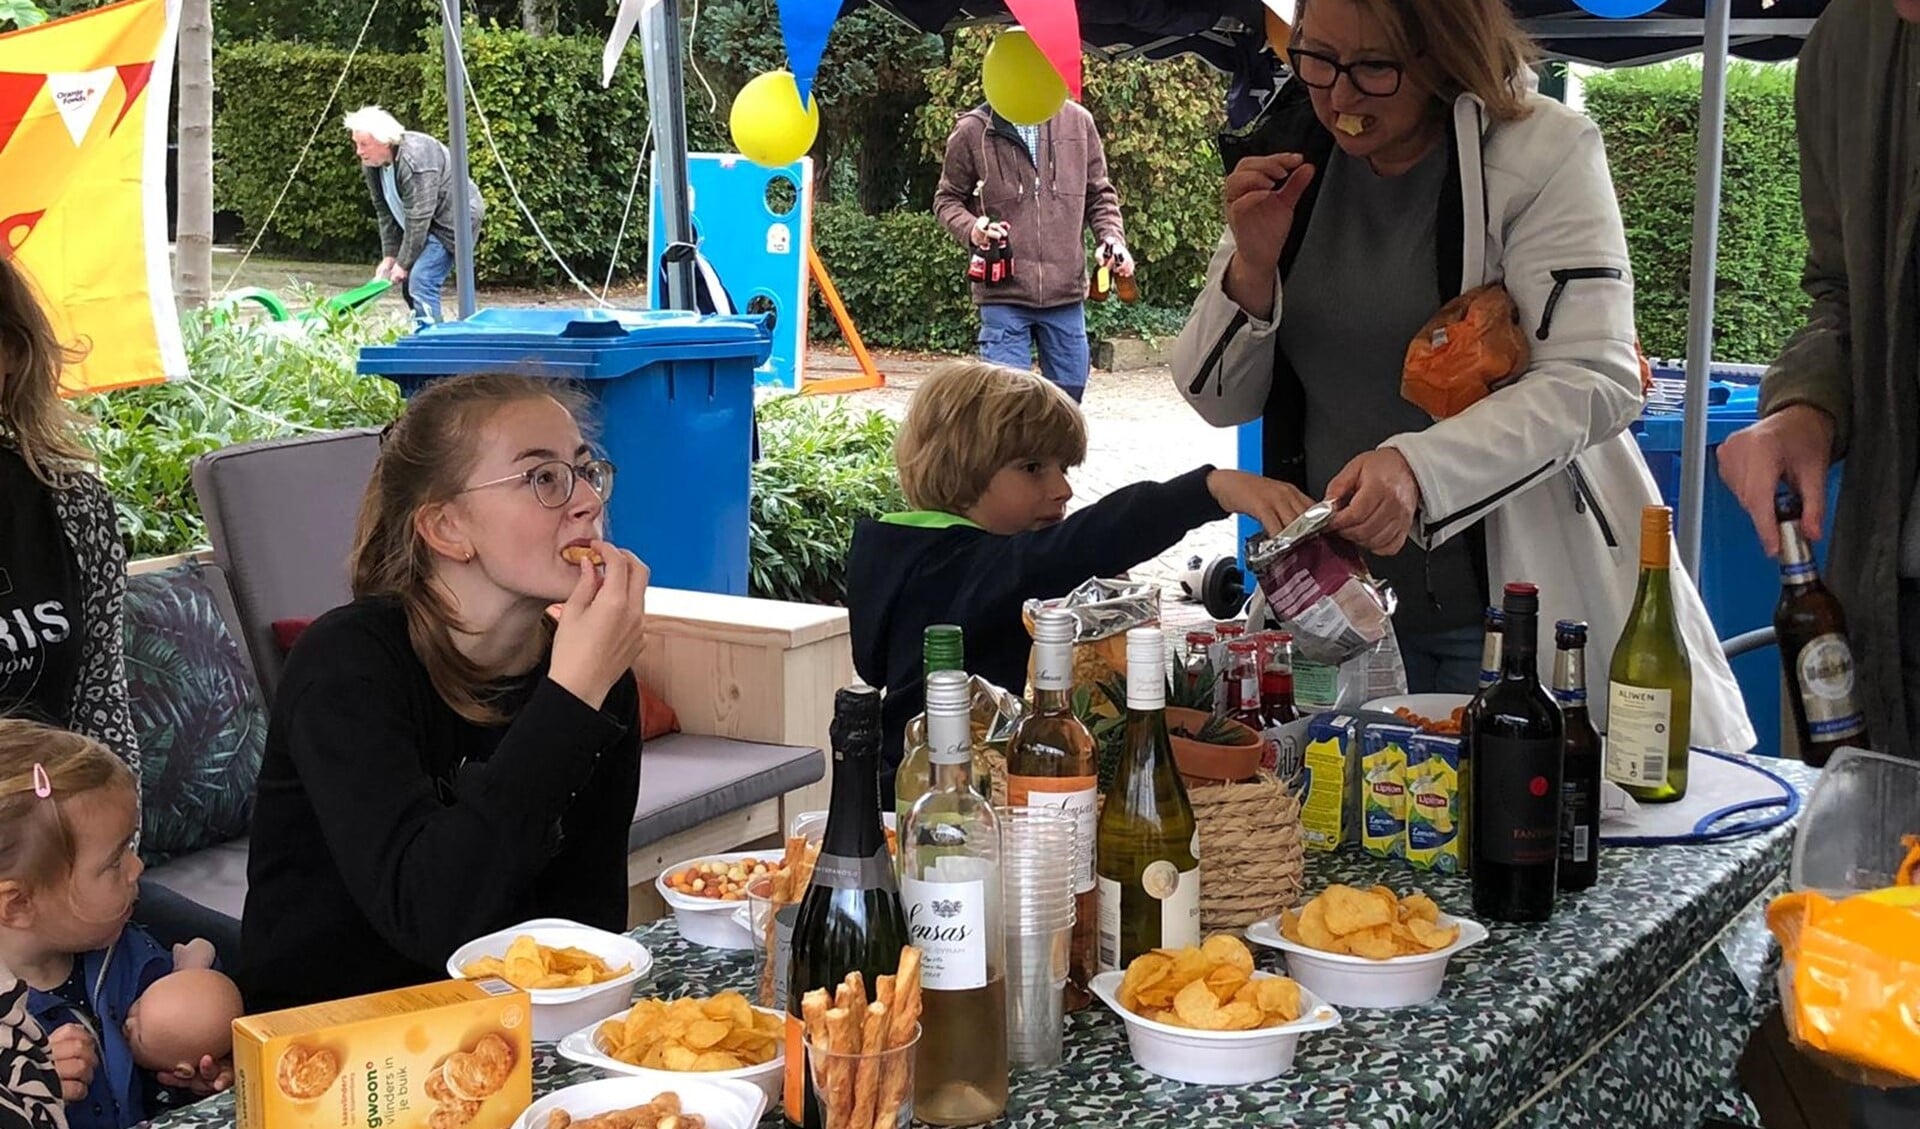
[1774,484,1867,767]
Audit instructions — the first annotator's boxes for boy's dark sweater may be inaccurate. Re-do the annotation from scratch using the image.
[846,466,1224,804]
[237,597,639,1013]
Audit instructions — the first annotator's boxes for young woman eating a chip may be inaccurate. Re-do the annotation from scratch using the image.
[237,374,649,1012]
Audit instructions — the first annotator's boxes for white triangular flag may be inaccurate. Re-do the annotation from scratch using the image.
[46,67,116,146]
[602,0,664,88]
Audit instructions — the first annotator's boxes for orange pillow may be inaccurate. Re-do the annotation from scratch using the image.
[640,680,680,741]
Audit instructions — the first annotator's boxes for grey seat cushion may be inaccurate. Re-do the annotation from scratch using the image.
[143,836,251,923]
[630,733,824,851]
[191,428,381,708]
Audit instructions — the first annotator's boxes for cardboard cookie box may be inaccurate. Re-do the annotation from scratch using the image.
[233,979,533,1129]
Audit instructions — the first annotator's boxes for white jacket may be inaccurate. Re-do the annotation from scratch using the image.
[1174,90,1756,753]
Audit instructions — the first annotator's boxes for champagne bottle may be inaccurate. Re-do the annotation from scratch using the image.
[1095,627,1200,971]
[785,686,909,1129]
[1605,506,1692,803]
[1478,606,1504,691]
[902,671,1007,1125]
[1005,609,1098,1012]
[1553,621,1602,892]
[1467,583,1565,923]
[898,626,966,830]
[1774,484,1868,767]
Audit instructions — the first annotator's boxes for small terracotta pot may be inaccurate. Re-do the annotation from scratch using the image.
[1165,706,1263,786]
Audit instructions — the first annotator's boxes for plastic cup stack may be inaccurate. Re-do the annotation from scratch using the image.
[996,805,1077,1068]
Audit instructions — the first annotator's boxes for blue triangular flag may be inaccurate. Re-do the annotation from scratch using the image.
[775,0,838,105]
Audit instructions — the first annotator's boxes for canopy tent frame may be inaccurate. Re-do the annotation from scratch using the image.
[438,0,1817,578]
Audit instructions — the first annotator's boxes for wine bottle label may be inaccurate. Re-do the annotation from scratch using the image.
[1006,775,1097,894]
[1796,634,1868,740]
[1604,683,1673,787]
[1150,862,1202,949]
[1477,736,1561,866]
[1096,875,1121,972]
[811,848,896,891]
[903,877,987,990]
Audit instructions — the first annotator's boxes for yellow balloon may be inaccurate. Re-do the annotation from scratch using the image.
[729,70,820,168]
[982,29,1068,127]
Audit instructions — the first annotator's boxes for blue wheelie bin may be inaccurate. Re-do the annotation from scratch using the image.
[356,308,772,596]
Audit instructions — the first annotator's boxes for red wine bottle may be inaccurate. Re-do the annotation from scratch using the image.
[784,686,909,1129]
[1553,620,1602,892]
[1467,583,1565,923]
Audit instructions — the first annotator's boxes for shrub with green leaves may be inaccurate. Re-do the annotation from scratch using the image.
[76,304,408,558]
[747,394,903,605]
[1583,62,1806,363]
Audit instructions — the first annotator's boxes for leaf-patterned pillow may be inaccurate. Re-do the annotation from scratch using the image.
[123,562,266,865]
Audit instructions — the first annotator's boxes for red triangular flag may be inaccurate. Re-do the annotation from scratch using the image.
[1003,0,1081,100]
[109,61,152,136]
[0,71,47,158]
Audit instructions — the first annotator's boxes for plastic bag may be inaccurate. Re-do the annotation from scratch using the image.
[1767,884,1920,1087]
[1401,283,1529,419]
[1246,583,1407,711]
[1023,577,1160,719]
[1245,504,1397,668]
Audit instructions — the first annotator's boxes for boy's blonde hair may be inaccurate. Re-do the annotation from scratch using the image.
[895,361,1088,515]
[0,720,135,890]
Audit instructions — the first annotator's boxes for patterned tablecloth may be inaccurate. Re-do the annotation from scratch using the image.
[146,758,1816,1129]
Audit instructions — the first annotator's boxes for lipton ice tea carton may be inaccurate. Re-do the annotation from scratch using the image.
[1301,714,1362,850]
[232,979,532,1129]
[1405,733,1466,874]
[1360,724,1413,858]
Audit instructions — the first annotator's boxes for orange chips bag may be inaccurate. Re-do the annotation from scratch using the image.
[1767,886,1920,1086]
[1401,283,1529,419]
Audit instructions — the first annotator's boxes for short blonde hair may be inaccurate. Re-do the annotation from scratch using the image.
[895,361,1088,514]
[343,105,406,145]
[1296,0,1537,122]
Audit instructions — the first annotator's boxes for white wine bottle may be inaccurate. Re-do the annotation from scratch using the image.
[897,625,966,830]
[902,671,1007,1126]
[1095,627,1200,972]
[1005,609,1098,1011]
[1605,505,1692,803]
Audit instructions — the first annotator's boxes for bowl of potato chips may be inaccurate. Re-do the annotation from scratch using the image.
[555,991,787,1104]
[1089,934,1341,1085]
[512,1076,767,1129]
[448,919,652,1042]
[1244,884,1488,1009]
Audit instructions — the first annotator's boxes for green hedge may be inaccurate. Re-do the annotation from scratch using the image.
[213,44,426,263]
[1583,62,1806,363]
[216,27,728,284]
[808,202,976,353]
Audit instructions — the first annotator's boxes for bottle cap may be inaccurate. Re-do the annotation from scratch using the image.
[1185,630,1216,647]
[1127,626,1167,709]
[830,685,881,754]
[1641,505,1672,539]
[1555,619,1589,644]
[1228,640,1259,654]
[923,624,964,671]
[926,669,971,714]
[1774,481,1803,520]
[1502,582,1540,615]
[1032,609,1075,647]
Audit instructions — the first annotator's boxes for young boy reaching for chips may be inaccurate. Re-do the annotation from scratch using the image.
[846,360,1313,804]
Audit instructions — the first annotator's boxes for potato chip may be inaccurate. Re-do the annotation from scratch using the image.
[594,991,779,1072]
[1115,933,1307,1031]
[1279,885,1457,960]
[460,935,631,991]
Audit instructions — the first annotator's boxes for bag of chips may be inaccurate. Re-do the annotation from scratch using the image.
[1401,283,1529,420]
[1022,577,1160,720]
[1245,504,1397,668]
[1767,878,1920,1087]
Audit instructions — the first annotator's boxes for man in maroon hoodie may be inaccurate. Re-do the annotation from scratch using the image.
[934,100,1132,403]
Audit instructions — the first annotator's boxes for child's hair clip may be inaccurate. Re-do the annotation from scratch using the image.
[32,763,52,799]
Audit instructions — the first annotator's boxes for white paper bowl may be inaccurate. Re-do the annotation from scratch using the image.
[446,918,652,1042]
[1088,970,1341,1085]
[1361,693,1474,721]
[1244,913,1488,1009]
[655,851,789,950]
[511,1074,767,1129]
[555,1001,787,1105]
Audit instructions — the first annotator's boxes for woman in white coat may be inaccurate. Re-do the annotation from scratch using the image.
[1172,0,1753,752]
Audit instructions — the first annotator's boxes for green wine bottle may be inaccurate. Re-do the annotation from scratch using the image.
[897,625,965,829]
[1605,505,1692,803]
[1095,627,1200,972]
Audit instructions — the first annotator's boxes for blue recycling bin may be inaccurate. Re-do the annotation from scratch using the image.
[1631,369,1842,757]
[356,308,773,596]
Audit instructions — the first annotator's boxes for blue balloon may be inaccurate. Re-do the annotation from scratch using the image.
[1573,0,1666,15]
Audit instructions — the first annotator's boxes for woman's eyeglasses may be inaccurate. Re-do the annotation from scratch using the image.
[459,458,617,509]
[1288,48,1406,98]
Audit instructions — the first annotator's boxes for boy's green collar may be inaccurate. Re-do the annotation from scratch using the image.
[878,510,984,531]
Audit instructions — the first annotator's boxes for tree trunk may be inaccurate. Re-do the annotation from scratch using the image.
[174,0,213,308]
[519,0,544,35]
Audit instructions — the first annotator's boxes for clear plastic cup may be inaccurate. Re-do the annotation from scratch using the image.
[744,872,803,1009]
[804,1022,921,1129]
[1005,922,1071,1068]
[1791,748,1920,895]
